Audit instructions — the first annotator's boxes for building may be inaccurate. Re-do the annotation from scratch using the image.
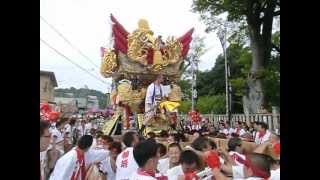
[54,95,100,114]
[87,95,99,109]
[40,70,58,102]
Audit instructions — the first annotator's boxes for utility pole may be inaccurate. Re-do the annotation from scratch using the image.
[191,59,197,111]
[217,24,232,123]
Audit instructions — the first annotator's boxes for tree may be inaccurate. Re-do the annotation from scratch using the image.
[192,0,280,113]
[180,35,206,77]
[177,79,192,100]
[179,100,192,113]
[196,56,225,96]
[196,95,226,114]
[179,35,207,104]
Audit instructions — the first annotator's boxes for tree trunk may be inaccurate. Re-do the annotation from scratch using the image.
[242,0,276,114]
[243,20,266,114]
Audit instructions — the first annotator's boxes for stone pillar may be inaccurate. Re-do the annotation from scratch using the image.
[272,106,280,133]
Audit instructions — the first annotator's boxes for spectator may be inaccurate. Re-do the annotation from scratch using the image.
[218,123,229,136]
[234,121,246,137]
[255,122,271,144]
[243,124,250,133]
[206,125,217,137]
[248,122,254,134]
[225,121,235,136]
[252,121,261,139]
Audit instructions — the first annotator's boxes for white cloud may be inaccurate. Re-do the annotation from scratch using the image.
[40,0,223,92]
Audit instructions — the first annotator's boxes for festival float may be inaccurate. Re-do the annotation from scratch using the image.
[100,14,194,135]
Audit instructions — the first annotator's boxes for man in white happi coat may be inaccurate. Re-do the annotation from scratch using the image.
[115,131,140,180]
[207,152,273,180]
[49,135,109,180]
[140,74,168,133]
[99,141,122,180]
[228,137,246,166]
[167,150,201,180]
[129,139,167,180]
[157,143,182,175]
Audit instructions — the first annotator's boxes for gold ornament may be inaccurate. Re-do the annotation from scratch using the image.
[168,84,182,101]
[117,80,132,102]
[127,30,151,66]
[100,49,117,77]
[127,19,183,71]
[162,37,183,64]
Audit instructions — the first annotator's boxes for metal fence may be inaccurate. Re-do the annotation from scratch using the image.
[178,113,280,131]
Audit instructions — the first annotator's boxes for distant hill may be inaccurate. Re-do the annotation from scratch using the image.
[54,87,107,109]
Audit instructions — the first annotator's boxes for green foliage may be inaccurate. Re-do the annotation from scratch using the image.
[197,55,225,96]
[192,0,247,23]
[196,95,226,114]
[272,31,280,47]
[193,35,279,113]
[229,78,246,97]
[263,55,280,108]
[54,88,107,109]
[177,80,192,100]
[179,95,225,114]
[178,100,192,113]
[190,0,280,113]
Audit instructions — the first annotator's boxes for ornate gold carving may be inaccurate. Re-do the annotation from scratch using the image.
[117,80,132,102]
[100,49,118,77]
[168,84,182,102]
[163,37,182,64]
[127,19,183,71]
[127,30,151,66]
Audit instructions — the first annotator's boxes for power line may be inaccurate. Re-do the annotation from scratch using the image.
[40,37,109,86]
[40,15,100,69]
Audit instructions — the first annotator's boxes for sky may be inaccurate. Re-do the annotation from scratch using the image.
[40,0,224,92]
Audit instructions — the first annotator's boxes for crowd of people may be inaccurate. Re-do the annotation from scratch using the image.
[40,116,280,180]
